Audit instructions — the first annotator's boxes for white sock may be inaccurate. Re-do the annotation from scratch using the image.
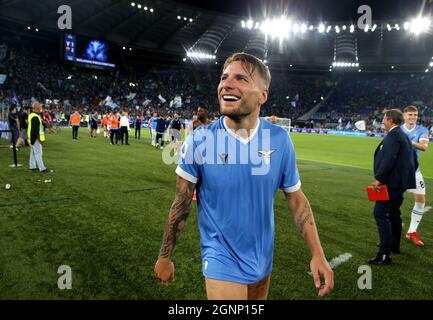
[408,202,425,233]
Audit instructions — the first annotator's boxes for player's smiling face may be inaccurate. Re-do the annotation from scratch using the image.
[404,111,418,126]
[218,61,268,120]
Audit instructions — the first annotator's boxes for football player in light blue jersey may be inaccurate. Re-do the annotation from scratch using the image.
[155,52,334,299]
[148,112,158,146]
[402,106,429,247]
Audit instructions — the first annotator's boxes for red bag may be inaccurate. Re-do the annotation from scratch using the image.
[366,185,390,201]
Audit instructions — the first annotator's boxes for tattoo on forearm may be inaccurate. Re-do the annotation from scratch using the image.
[159,178,195,258]
[294,202,315,236]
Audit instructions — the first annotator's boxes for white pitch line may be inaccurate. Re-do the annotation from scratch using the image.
[308,252,352,276]
[298,158,433,180]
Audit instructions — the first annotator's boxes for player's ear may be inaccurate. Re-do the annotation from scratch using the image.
[259,88,268,105]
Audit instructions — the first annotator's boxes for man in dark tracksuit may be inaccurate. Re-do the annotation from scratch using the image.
[369,109,417,265]
[155,115,167,149]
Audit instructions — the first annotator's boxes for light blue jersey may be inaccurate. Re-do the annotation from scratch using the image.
[176,116,301,284]
[150,117,158,130]
[401,124,429,171]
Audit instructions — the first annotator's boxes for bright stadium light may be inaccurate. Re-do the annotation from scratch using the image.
[318,23,325,33]
[410,17,430,34]
[364,25,369,32]
[27,26,31,30]
[326,25,332,33]
[122,46,126,50]
[358,69,362,72]
[293,23,300,34]
[426,69,429,72]
[394,23,400,30]
[391,65,395,69]
[255,22,260,29]
[35,28,39,32]
[430,62,433,67]
[309,25,314,30]
[137,4,141,9]
[150,8,154,12]
[404,21,410,30]
[190,18,193,22]
[177,16,181,20]
[186,51,216,60]
[371,24,377,32]
[131,2,135,7]
[335,25,340,33]
[260,17,291,39]
[350,24,355,33]
[387,24,392,31]
[241,20,245,28]
[144,6,148,10]
[184,17,187,21]
[182,58,186,62]
[246,19,254,29]
[342,25,347,30]
[263,59,267,64]
[301,24,307,33]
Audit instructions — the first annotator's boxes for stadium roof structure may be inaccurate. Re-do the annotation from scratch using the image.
[1,0,433,72]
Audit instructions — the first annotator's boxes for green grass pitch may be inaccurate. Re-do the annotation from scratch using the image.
[0,128,432,299]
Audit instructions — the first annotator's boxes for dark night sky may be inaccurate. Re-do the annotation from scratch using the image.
[174,0,433,22]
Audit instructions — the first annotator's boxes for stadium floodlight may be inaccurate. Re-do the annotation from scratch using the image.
[27,26,31,30]
[293,23,300,34]
[150,8,153,12]
[335,25,340,33]
[182,58,186,62]
[241,20,245,28]
[318,23,325,33]
[129,48,132,51]
[350,24,355,33]
[190,18,193,22]
[342,25,347,30]
[144,6,148,10]
[263,59,267,63]
[67,75,72,80]
[255,22,260,29]
[364,25,369,32]
[371,24,377,32]
[137,4,141,9]
[410,17,430,35]
[35,28,39,32]
[394,23,400,30]
[131,2,135,7]
[426,69,429,72]
[404,21,410,30]
[309,25,314,30]
[290,64,293,67]
[387,24,392,31]
[122,46,126,50]
[186,51,216,60]
[286,96,289,99]
[430,62,433,67]
[177,16,181,20]
[301,24,307,33]
[358,69,361,72]
[184,17,187,21]
[246,19,254,29]
[391,65,395,69]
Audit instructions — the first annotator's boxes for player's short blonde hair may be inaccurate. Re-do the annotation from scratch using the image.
[223,52,271,89]
[404,105,418,113]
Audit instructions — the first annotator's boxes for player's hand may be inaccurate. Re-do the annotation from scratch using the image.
[154,257,175,287]
[310,256,334,297]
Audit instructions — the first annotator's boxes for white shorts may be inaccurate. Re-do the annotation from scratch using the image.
[407,171,426,196]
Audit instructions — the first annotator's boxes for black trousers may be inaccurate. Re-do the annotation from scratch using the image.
[373,188,405,255]
[72,125,79,139]
[120,126,129,144]
[135,126,141,139]
[156,132,164,147]
[110,129,119,144]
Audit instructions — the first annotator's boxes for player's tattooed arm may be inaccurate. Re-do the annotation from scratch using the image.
[284,190,321,251]
[158,176,196,259]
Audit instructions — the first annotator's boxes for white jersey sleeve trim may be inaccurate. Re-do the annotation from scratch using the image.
[282,180,301,193]
[176,166,198,184]
[419,138,429,141]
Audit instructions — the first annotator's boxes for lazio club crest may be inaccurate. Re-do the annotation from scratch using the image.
[258,150,275,165]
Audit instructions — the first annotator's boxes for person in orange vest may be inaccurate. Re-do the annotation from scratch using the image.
[68,109,82,140]
[110,111,120,145]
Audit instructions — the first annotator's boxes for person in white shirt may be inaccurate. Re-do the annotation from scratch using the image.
[120,111,130,145]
